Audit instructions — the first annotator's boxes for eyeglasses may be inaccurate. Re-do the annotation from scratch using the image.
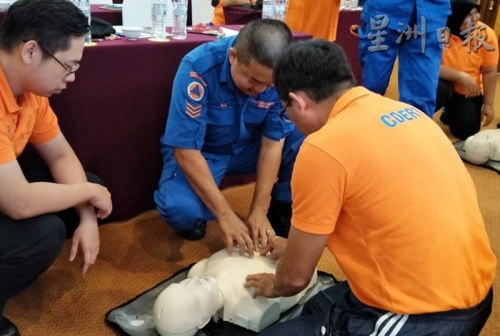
[279,99,291,121]
[40,45,80,76]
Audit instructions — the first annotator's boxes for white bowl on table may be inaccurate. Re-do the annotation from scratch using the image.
[121,26,143,40]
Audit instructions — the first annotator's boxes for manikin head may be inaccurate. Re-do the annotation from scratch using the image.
[153,276,223,336]
[463,134,495,165]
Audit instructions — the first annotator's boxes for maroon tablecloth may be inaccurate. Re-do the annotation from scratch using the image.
[47,27,311,222]
[91,4,123,26]
[335,9,362,84]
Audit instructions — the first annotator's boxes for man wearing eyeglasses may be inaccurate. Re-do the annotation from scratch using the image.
[0,1,112,335]
[154,19,304,257]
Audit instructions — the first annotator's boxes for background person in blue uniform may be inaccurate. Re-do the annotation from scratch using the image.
[358,0,451,117]
[154,19,304,256]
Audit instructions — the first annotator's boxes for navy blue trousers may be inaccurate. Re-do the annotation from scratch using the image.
[259,281,493,336]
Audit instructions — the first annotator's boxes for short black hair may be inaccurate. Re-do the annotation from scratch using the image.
[233,19,293,68]
[274,39,356,103]
[0,0,89,59]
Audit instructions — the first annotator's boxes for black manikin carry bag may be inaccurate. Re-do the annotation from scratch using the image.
[106,264,338,336]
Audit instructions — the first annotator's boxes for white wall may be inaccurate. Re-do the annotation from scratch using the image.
[191,0,214,24]
[122,0,213,27]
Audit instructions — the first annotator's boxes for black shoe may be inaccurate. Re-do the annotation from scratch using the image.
[177,221,207,241]
[497,121,500,128]
[267,199,292,238]
[0,316,20,336]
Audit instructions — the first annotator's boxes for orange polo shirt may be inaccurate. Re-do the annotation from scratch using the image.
[441,21,498,96]
[0,64,60,164]
[285,0,340,41]
[212,1,225,25]
[292,87,496,314]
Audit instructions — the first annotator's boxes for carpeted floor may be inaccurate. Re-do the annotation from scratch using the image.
[3,163,500,335]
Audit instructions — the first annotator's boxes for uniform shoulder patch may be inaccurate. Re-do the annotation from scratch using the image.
[187,82,204,102]
[189,71,207,86]
[185,101,202,119]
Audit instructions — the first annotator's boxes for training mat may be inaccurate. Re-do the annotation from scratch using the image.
[453,140,500,174]
[106,264,338,336]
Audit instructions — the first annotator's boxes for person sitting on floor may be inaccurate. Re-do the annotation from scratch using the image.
[0,1,113,335]
[153,247,316,336]
[436,0,498,139]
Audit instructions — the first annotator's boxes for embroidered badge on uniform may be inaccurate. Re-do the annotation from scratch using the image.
[186,102,202,118]
[189,71,207,86]
[187,82,204,102]
[251,99,274,109]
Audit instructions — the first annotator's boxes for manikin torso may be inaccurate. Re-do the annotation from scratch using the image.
[187,248,317,332]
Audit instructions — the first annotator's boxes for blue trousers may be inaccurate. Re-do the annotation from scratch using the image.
[358,15,443,117]
[260,281,493,336]
[154,128,305,231]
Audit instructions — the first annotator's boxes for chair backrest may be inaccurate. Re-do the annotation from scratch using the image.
[122,0,175,27]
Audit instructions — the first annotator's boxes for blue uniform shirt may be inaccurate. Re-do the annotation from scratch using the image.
[161,36,293,156]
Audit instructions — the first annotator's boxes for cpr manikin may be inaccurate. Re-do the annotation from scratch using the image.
[153,248,317,336]
[462,129,500,164]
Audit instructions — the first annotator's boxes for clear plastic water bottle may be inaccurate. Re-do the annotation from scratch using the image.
[172,0,187,40]
[275,0,287,21]
[72,0,91,44]
[151,0,168,40]
[262,0,275,19]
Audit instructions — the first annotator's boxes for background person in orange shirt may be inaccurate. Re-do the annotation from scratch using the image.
[285,0,341,41]
[436,0,498,139]
[0,1,112,335]
[211,0,225,25]
[245,39,495,336]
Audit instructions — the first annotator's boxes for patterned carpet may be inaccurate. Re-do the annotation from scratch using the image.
[4,165,500,335]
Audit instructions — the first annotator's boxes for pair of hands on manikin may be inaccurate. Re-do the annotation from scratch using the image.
[217,205,276,258]
[244,235,287,298]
